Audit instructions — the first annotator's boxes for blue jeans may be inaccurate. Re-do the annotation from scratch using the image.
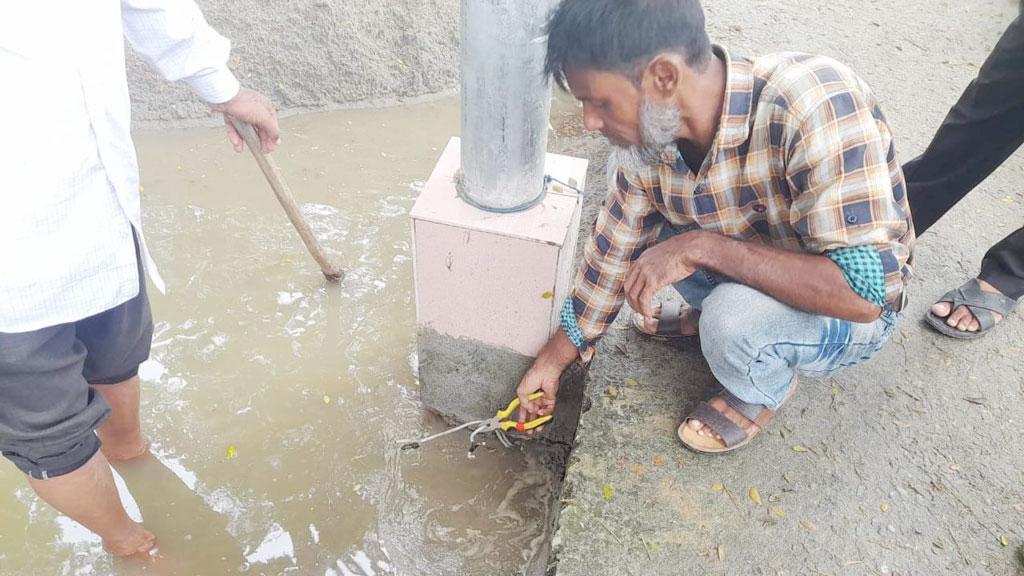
[661,225,900,410]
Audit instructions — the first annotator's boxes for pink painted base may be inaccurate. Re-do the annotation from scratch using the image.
[411,137,588,357]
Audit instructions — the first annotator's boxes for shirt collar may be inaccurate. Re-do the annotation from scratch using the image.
[659,44,754,166]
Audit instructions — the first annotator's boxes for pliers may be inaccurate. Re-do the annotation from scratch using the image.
[398,392,553,458]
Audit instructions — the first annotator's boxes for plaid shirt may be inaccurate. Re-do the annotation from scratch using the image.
[568,45,915,345]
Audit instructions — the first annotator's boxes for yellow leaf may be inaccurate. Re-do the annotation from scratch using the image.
[603,484,613,500]
[711,483,724,493]
[770,506,785,518]
[653,455,666,466]
[323,395,331,405]
[226,445,238,459]
[717,544,725,561]
[606,386,618,398]
[749,487,762,506]
[541,291,554,299]
[792,445,808,453]
[624,377,639,387]
[138,185,145,193]
[831,385,839,396]
[1000,534,1009,547]
[800,520,816,531]
[880,503,890,512]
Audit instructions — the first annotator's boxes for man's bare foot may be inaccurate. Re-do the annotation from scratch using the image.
[931,278,1005,333]
[103,522,156,557]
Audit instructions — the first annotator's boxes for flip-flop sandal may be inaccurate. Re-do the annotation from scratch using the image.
[925,278,1018,340]
[630,300,698,339]
[678,379,798,454]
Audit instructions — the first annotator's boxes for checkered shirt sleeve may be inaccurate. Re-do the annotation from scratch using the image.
[564,166,665,347]
[785,80,911,307]
[827,245,886,307]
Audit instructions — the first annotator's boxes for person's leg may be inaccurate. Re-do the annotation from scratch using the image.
[979,226,1024,300]
[0,324,156,556]
[92,376,146,461]
[28,450,155,557]
[902,9,1024,233]
[78,229,154,462]
[684,283,898,447]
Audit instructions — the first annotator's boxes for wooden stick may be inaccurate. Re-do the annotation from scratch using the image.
[227,116,344,282]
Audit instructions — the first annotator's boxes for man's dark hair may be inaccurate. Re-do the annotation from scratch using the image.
[544,0,712,90]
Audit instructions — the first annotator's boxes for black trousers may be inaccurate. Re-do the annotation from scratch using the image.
[902,6,1024,300]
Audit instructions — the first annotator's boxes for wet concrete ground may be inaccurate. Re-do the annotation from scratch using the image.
[551,1,1024,575]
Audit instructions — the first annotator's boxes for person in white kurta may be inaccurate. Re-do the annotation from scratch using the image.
[0,0,280,558]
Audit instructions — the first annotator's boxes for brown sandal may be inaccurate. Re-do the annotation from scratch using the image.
[678,379,797,454]
[630,300,699,339]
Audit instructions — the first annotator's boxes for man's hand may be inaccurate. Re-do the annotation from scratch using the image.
[624,230,705,318]
[210,87,280,154]
[516,329,579,430]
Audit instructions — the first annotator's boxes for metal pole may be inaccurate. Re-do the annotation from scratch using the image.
[458,0,555,212]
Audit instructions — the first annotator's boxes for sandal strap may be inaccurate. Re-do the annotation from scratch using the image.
[720,390,774,425]
[688,401,749,448]
[942,278,1018,331]
[655,300,683,336]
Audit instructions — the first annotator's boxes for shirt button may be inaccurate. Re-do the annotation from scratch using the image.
[846,215,858,223]
[753,203,767,213]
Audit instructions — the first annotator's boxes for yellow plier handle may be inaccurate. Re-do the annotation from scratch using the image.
[496,391,553,432]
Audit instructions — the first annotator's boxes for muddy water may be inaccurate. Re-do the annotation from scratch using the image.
[0,96,582,576]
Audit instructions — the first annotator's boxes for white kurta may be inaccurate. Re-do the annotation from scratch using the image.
[0,0,240,333]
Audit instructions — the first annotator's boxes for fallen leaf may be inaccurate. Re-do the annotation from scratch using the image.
[624,377,639,387]
[770,506,785,518]
[768,494,783,503]
[792,445,808,453]
[911,406,927,414]
[653,455,666,466]
[629,463,645,475]
[749,487,762,506]
[831,385,840,397]
[1000,534,1009,547]
[717,544,725,561]
[943,356,953,366]
[800,520,816,531]
[603,484,613,501]
[138,185,145,193]
[711,483,724,493]
[226,445,238,459]
[615,343,629,356]
[963,396,988,406]
[541,291,554,299]
[783,472,793,484]
[880,503,891,512]
[353,484,362,492]
[323,395,331,405]
[606,386,619,398]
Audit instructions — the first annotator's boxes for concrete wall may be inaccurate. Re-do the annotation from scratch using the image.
[127,0,459,122]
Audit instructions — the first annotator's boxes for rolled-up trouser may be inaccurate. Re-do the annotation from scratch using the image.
[0,232,153,479]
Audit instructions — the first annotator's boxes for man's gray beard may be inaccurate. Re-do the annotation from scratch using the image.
[608,98,681,176]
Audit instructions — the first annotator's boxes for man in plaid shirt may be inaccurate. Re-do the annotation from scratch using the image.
[517,0,915,453]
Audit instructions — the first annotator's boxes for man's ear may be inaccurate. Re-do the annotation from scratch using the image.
[641,54,683,100]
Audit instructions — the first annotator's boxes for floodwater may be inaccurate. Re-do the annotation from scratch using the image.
[0,96,581,576]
